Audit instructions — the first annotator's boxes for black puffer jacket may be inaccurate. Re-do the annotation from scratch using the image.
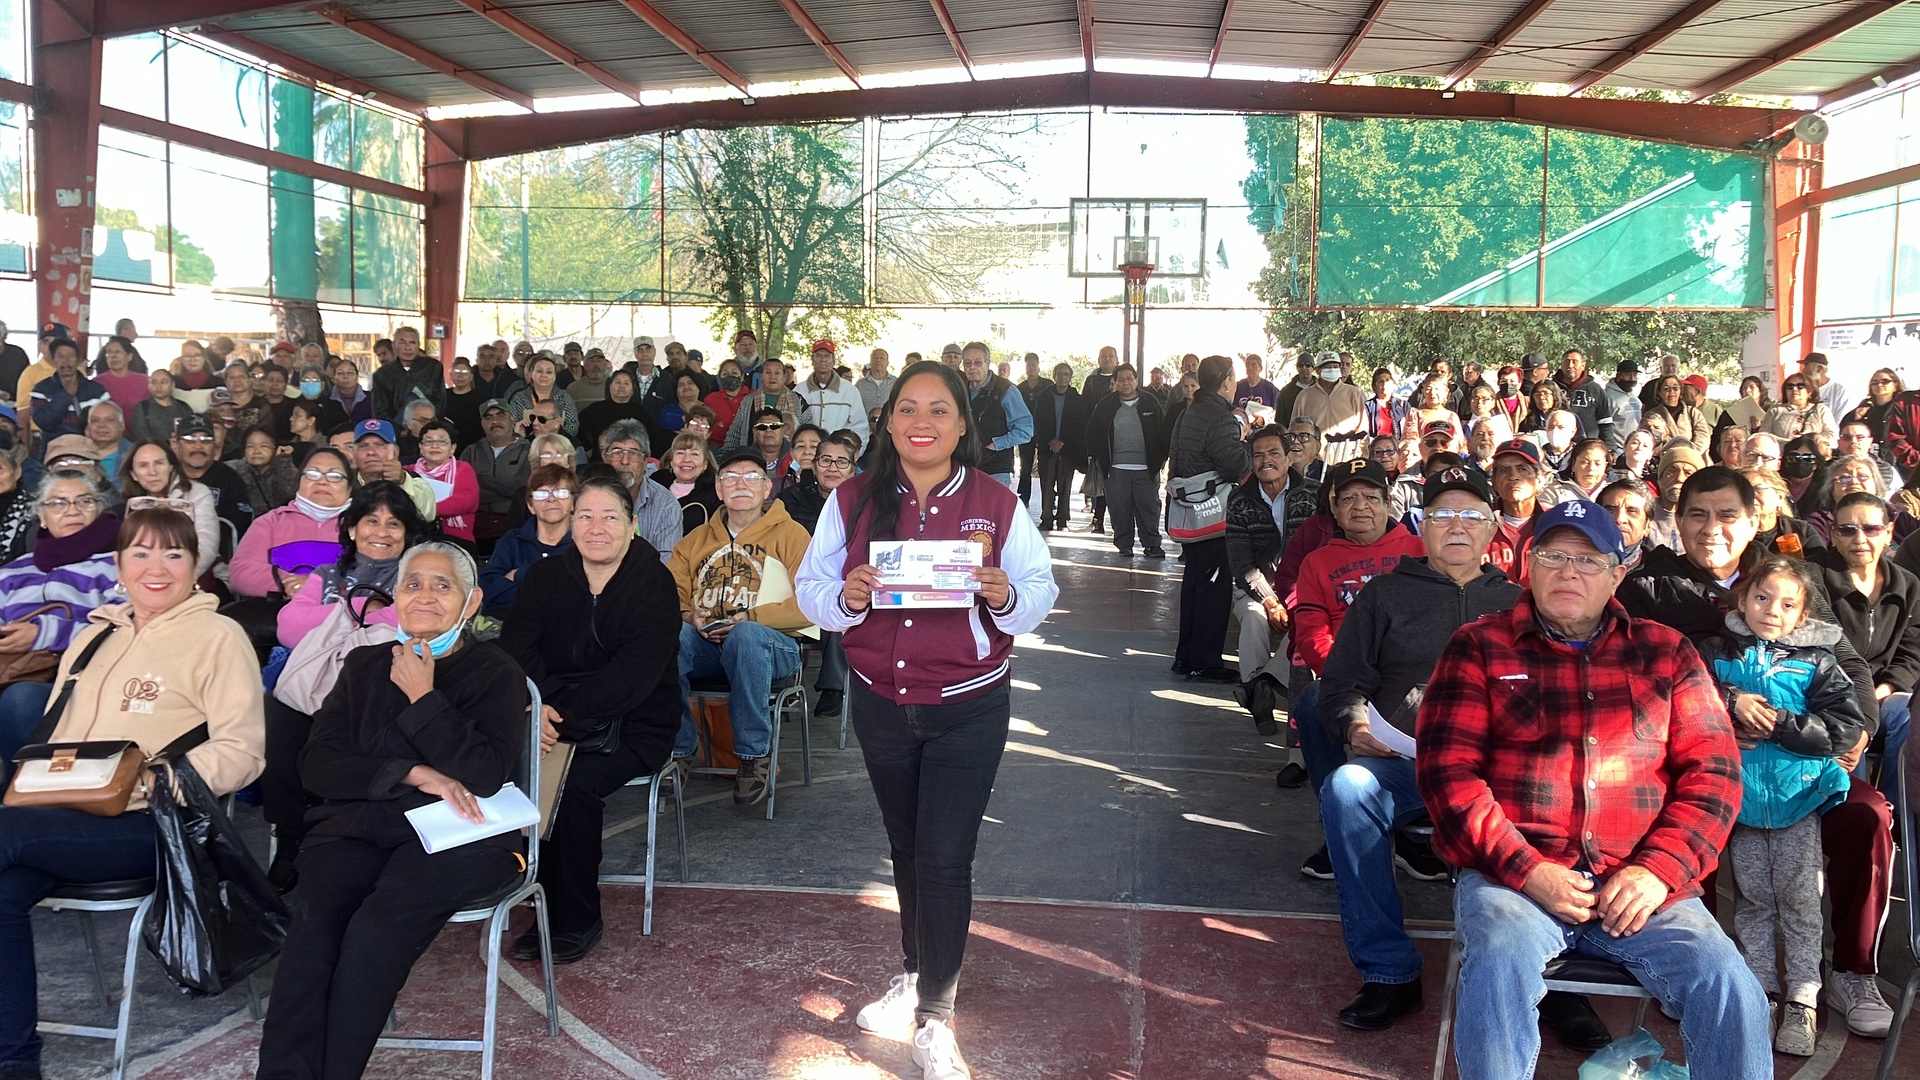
[1224,472,1319,603]
[1319,556,1521,743]
[1813,549,1920,694]
[1619,543,1879,734]
[1168,390,1250,482]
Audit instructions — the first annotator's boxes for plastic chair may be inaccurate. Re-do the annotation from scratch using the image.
[685,666,813,821]
[1877,750,1918,1080]
[375,677,560,1079]
[34,882,155,1080]
[597,756,689,936]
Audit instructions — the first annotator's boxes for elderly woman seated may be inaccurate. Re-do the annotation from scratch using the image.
[255,542,529,1080]
[0,507,265,1079]
[479,464,575,616]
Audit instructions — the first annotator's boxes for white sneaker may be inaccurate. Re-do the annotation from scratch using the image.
[1774,1001,1817,1056]
[855,972,918,1035]
[1824,971,1894,1037]
[912,1018,971,1079]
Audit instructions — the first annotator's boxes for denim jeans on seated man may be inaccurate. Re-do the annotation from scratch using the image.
[0,682,54,786]
[673,620,801,761]
[1860,690,1910,810]
[1321,755,1426,984]
[1452,871,1769,1080]
[1287,681,1345,794]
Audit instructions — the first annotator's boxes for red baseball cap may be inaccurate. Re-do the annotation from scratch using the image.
[1683,374,1709,393]
[811,339,836,355]
[271,341,296,354]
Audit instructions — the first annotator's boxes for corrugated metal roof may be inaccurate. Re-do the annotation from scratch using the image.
[198,0,1920,110]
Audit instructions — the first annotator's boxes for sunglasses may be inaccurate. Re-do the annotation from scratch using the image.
[753,423,784,432]
[1833,523,1889,538]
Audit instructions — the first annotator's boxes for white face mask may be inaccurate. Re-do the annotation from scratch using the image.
[1318,367,1342,382]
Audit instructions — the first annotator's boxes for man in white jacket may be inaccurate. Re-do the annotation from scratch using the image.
[795,339,869,443]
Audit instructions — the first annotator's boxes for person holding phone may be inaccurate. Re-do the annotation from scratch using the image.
[795,360,1059,1079]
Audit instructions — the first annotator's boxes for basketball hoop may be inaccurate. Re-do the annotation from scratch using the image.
[1068,198,1206,368]
[1122,262,1153,308]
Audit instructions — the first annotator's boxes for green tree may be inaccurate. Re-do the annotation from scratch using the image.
[95,206,214,285]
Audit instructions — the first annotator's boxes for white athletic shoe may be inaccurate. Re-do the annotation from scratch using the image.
[1824,971,1894,1037]
[1774,1001,1817,1056]
[913,1018,972,1079]
[855,972,918,1035]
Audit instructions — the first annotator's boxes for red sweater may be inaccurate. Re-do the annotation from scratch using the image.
[1290,523,1424,674]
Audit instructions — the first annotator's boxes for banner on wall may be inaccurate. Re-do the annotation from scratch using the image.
[1814,319,1920,387]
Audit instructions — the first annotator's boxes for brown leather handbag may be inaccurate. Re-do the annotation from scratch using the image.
[4,627,205,816]
[0,602,76,687]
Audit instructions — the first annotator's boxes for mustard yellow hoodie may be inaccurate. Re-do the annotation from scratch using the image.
[49,593,267,809]
[668,499,816,636]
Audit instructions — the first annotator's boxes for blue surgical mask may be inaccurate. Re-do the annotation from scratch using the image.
[395,620,466,658]
[300,380,324,399]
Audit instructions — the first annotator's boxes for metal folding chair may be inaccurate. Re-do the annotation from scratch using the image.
[686,666,813,821]
[598,756,689,936]
[35,882,155,1080]
[1432,933,1655,1079]
[1876,750,1917,1080]
[375,677,560,1080]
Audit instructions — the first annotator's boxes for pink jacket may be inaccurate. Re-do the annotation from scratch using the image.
[230,504,341,599]
[276,570,399,649]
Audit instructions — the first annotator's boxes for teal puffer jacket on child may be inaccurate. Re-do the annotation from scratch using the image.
[1704,613,1866,829]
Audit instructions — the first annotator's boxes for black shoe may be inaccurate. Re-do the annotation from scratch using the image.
[1115,546,1134,556]
[1185,666,1238,684]
[1393,832,1450,882]
[815,689,844,717]
[1249,676,1279,735]
[1539,990,1612,1051]
[511,920,604,965]
[1170,661,1194,676]
[267,835,301,895]
[1144,548,1167,559]
[1275,761,1308,788]
[1300,844,1334,879]
[0,1065,44,1080]
[1338,981,1424,1030]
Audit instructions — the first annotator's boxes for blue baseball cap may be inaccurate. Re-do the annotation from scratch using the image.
[0,403,15,425]
[354,418,396,444]
[1534,499,1624,562]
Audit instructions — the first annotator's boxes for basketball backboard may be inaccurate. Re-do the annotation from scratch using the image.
[1068,198,1207,278]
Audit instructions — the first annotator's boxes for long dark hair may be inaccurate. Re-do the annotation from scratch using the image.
[118,439,190,499]
[336,479,429,576]
[847,361,981,548]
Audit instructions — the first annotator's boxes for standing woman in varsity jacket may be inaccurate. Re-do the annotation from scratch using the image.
[797,360,1058,1080]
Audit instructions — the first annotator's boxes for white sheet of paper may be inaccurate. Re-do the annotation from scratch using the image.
[422,475,455,501]
[1366,702,1418,759]
[404,782,540,854]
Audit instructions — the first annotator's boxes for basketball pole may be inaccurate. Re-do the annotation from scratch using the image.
[1121,261,1152,369]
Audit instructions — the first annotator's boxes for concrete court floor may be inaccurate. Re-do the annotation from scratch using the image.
[30,524,1916,1079]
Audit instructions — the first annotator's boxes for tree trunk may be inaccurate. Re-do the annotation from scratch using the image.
[275,299,325,352]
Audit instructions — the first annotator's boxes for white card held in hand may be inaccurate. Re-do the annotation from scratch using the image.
[405,782,540,854]
[1366,702,1418,759]
[871,540,983,609]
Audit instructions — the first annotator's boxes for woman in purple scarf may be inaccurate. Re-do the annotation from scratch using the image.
[0,470,123,780]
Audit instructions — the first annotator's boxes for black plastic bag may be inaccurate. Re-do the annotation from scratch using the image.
[143,759,290,996]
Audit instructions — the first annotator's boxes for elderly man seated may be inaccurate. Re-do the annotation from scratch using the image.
[667,449,815,806]
[1415,499,1768,1080]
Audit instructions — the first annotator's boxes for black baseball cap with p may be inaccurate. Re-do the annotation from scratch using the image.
[1327,458,1391,495]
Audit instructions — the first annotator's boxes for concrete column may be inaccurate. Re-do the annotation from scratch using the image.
[31,7,102,345]
[423,129,466,361]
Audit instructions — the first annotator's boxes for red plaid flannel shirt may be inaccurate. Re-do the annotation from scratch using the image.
[1414,594,1741,902]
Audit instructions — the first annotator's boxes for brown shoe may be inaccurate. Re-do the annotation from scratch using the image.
[733,756,771,805]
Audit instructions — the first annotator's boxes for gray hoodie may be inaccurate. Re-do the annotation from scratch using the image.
[1320,554,1522,744]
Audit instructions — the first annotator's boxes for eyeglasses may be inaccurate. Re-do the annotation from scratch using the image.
[718,470,767,486]
[1833,522,1889,539]
[537,450,571,462]
[42,496,101,513]
[301,469,349,483]
[604,448,644,461]
[178,433,213,444]
[1783,383,1809,392]
[752,423,784,433]
[1530,548,1617,576]
[1369,448,1398,460]
[815,455,854,470]
[1425,508,1491,525]
[1786,452,1819,463]
[127,496,192,514]
[1421,437,1451,448]
[418,437,452,448]
[529,488,573,502]
[1871,378,1896,387]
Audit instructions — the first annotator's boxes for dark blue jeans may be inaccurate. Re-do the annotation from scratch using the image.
[0,682,55,787]
[851,680,1010,1025]
[0,806,157,1069]
[1290,680,1345,797]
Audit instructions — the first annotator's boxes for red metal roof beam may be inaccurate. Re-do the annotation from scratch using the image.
[1687,0,1900,102]
[1208,0,1238,75]
[609,0,752,95]
[773,0,862,87]
[1079,0,1096,71]
[927,0,976,79]
[318,8,534,110]
[1564,0,1729,95]
[448,0,643,101]
[1442,0,1557,89]
[1326,0,1392,81]
[195,26,428,112]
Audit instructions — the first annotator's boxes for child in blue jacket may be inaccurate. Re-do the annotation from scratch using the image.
[1702,556,1870,1057]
